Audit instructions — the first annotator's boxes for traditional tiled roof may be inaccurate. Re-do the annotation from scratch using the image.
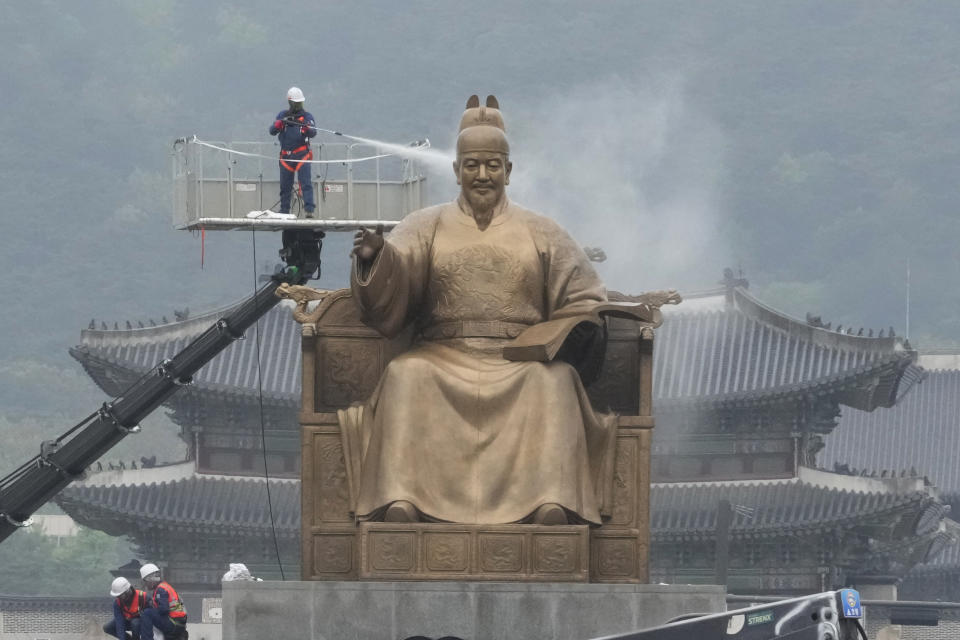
[56,468,936,542]
[650,470,937,542]
[821,368,960,497]
[71,301,301,405]
[72,287,918,412]
[0,595,103,635]
[0,595,101,608]
[653,288,920,410]
[56,474,300,536]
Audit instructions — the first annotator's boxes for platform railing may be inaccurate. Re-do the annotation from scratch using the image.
[171,138,426,231]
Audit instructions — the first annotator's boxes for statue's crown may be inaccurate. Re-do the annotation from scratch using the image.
[459,95,506,132]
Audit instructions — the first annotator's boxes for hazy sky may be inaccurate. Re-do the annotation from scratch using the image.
[0,1,957,420]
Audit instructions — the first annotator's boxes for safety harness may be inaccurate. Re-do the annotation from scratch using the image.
[279,115,312,172]
[280,144,313,172]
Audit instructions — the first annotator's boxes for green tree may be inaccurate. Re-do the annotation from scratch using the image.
[0,527,134,596]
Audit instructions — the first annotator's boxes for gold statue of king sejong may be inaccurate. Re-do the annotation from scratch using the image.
[342,95,622,526]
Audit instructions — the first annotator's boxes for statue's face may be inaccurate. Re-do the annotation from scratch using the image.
[454,125,512,213]
[455,151,512,212]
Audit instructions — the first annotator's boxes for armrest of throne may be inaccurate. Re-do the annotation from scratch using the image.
[580,291,678,417]
[279,286,413,414]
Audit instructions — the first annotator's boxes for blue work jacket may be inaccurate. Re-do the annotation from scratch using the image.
[269,110,317,151]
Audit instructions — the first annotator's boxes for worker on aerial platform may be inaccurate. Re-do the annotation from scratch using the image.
[269,86,318,217]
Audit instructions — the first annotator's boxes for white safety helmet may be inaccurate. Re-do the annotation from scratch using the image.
[286,86,305,103]
[110,576,131,597]
[139,563,160,580]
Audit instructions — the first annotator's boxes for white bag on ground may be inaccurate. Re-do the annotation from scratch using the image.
[222,562,262,582]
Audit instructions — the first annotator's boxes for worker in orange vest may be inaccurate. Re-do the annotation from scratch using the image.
[138,563,188,640]
[103,576,148,640]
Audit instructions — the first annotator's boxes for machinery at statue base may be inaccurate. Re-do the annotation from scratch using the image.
[597,589,866,640]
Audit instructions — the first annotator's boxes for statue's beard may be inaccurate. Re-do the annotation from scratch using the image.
[463,186,503,224]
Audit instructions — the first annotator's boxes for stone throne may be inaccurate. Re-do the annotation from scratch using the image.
[287,284,673,583]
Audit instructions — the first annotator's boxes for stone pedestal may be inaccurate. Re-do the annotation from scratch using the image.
[222,581,725,640]
[360,523,590,581]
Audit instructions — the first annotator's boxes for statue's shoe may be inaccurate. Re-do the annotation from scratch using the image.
[384,500,419,522]
[531,503,567,525]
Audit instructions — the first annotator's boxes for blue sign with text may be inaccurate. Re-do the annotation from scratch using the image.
[840,589,862,618]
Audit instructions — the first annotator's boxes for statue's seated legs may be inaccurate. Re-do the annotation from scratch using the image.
[381,499,571,525]
[340,344,615,525]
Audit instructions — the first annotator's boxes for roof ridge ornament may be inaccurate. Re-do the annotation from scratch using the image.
[721,267,749,305]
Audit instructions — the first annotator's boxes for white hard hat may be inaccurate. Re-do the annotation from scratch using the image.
[287,86,305,102]
[110,576,131,597]
[139,563,160,580]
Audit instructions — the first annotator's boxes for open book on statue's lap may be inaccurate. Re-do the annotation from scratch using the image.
[503,302,657,362]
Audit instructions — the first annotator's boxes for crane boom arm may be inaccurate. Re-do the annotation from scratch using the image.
[0,229,324,544]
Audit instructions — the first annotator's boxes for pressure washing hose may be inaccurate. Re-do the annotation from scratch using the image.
[190,129,435,166]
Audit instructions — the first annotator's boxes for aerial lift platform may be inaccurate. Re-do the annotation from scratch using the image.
[171,136,426,231]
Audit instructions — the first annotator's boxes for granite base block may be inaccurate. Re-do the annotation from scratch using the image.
[360,523,591,582]
[222,581,725,640]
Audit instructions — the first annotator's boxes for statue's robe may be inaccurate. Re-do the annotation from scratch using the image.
[340,198,615,524]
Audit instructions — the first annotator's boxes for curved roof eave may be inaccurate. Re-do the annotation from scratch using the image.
[79,300,248,347]
[56,471,939,544]
[730,287,908,354]
[69,346,300,407]
[653,286,920,411]
[655,351,919,412]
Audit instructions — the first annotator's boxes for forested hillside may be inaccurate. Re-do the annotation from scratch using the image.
[1,1,958,473]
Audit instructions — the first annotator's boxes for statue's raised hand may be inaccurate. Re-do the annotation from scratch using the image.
[353,225,384,263]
